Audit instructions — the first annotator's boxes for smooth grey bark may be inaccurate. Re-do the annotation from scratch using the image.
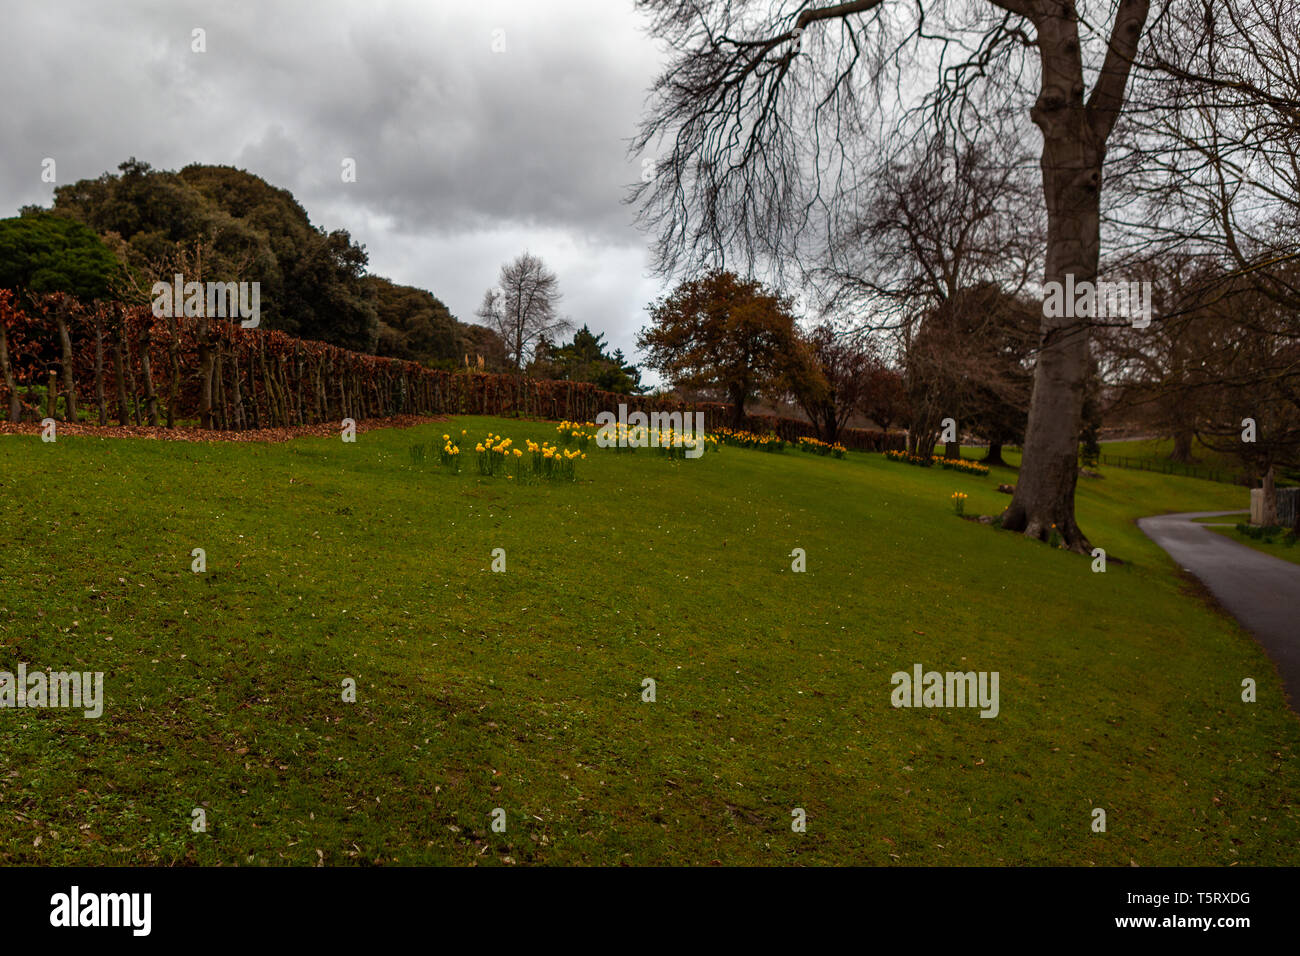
[998,0,1151,552]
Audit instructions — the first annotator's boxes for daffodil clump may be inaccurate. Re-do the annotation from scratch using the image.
[438,433,461,473]
[599,422,650,453]
[883,449,990,476]
[475,432,519,477]
[449,432,582,482]
[575,420,717,458]
[652,428,714,459]
[884,449,929,466]
[413,428,581,482]
[935,456,990,476]
[556,421,595,451]
[410,430,469,469]
[951,491,968,516]
[526,438,582,479]
[714,427,786,452]
[797,436,846,458]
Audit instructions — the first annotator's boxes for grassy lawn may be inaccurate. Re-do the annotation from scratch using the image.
[1099,436,1241,466]
[1,417,1296,866]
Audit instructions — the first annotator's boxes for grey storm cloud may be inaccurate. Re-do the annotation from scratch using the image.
[0,0,671,373]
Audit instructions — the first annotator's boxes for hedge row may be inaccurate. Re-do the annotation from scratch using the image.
[0,290,903,452]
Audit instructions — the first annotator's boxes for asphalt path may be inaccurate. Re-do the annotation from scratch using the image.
[1139,511,1300,710]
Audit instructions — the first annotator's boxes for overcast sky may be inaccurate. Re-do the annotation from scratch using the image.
[0,0,670,378]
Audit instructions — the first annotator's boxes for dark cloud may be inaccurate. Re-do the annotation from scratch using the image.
[0,0,668,375]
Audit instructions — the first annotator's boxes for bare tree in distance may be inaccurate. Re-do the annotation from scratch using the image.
[820,136,1043,339]
[1096,254,1220,462]
[476,253,570,374]
[902,282,1037,458]
[1179,279,1299,526]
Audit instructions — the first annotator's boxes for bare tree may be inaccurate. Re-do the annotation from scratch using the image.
[787,321,886,441]
[476,253,570,374]
[1190,286,1300,526]
[1100,0,1300,517]
[900,282,1036,459]
[1104,258,1300,523]
[632,0,1158,551]
[1099,254,1218,461]
[814,135,1041,457]
[1119,0,1300,311]
[820,136,1042,336]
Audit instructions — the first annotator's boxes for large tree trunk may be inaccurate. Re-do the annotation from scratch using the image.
[728,383,748,429]
[983,441,1006,466]
[906,407,937,457]
[944,440,961,461]
[1000,1,1150,553]
[1169,428,1193,464]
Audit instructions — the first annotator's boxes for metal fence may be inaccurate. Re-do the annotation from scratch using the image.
[1097,453,1249,486]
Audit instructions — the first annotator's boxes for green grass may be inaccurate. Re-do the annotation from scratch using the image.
[0,417,1296,866]
[1099,436,1242,469]
[1206,525,1300,565]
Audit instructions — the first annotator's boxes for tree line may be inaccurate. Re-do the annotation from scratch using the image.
[0,282,906,454]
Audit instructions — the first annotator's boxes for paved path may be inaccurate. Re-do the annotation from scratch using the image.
[1139,511,1300,709]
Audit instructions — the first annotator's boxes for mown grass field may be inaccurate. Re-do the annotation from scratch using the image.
[1,418,1297,866]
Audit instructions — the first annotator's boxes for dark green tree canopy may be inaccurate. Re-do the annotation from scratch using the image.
[31,159,373,351]
[15,158,516,368]
[363,275,507,370]
[0,212,120,303]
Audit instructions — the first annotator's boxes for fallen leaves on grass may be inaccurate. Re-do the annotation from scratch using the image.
[0,415,447,443]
